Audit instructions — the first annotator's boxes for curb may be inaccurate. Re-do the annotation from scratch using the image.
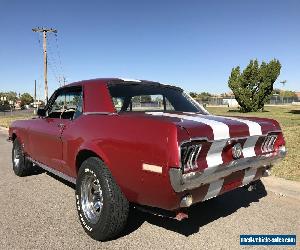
[0,127,299,201]
[262,176,300,202]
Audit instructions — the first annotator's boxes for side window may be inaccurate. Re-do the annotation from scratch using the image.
[48,88,83,119]
[129,95,175,111]
[112,97,124,112]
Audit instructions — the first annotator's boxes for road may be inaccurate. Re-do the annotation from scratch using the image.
[0,131,299,250]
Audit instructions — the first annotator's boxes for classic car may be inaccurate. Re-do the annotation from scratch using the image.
[8,78,286,241]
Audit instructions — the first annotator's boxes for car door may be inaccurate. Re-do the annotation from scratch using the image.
[28,87,83,173]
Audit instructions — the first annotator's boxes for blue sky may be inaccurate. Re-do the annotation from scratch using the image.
[0,0,299,99]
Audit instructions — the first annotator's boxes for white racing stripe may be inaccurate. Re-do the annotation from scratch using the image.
[203,179,224,201]
[222,116,262,136]
[146,112,230,140]
[206,140,227,168]
[186,113,262,136]
[243,136,259,158]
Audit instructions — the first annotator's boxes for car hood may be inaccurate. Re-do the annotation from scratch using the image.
[119,111,280,140]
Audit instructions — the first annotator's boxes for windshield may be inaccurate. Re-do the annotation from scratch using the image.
[108,83,209,114]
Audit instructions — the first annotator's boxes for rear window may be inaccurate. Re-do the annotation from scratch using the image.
[108,83,207,114]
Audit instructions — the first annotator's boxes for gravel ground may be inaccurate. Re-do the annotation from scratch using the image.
[0,131,299,250]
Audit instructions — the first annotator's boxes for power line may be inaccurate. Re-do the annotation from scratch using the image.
[47,31,67,86]
[48,60,61,84]
[48,36,61,72]
[47,41,61,82]
[54,33,65,78]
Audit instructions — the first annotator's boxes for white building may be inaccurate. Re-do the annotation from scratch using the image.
[223,98,239,107]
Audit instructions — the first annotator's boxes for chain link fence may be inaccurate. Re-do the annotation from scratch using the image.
[196,96,300,106]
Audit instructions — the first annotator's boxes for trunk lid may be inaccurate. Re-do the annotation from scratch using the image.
[141,111,279,140]
[119,111,284,173]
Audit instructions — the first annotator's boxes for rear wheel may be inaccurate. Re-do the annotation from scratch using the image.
[75,157,129,241]
[12,139,33,176]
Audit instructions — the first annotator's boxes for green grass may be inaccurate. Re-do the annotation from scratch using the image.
[207,105,300,182]
[1,106,299,181]
[0,113,34,128]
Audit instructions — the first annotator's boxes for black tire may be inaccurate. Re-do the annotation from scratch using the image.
[75,157,129,241]
[12,139,33,177]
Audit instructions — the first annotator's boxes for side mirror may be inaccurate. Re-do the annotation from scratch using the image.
[37,108,46,117]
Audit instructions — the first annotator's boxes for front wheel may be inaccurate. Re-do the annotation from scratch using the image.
[75,157,129,241]
[12,139,33,177]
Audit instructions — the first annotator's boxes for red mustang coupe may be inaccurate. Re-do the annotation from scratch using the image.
[9,78,286,241]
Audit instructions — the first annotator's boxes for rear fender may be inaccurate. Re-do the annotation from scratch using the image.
[74,141,112,175]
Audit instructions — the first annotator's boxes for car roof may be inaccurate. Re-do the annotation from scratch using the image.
[60,78,182,91]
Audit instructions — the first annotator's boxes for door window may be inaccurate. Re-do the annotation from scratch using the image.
[48,88,83,119]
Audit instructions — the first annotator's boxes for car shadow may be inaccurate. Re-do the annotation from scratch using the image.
[29,166,46,176]
[288,110,300,114]
[45,171,76,189]
[28,165,76,189]
[35,168,267,238]
[227,109,270,113]
[122,181,267,237]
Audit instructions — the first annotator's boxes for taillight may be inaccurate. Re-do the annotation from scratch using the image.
[273,132,285,152]
[261,134,277,153]
[180,141,203,173]
[261,132,286,154]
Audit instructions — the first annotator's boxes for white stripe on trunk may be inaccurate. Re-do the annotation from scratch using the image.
[146,112,230,140]
[243,136,259,158]
[242,168,257,185]
[203,179,224,201]
[206,140,227,168]
[222,116,262,136]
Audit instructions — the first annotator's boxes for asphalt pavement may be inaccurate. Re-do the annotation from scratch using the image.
[0,131,299,250]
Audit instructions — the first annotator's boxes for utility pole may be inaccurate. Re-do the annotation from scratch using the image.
[34,80,37,103]
[32,27,57,102]
[280,80,287,104]
[34,80,37,114]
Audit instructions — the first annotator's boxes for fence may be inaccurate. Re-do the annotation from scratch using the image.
[196,96,299,106]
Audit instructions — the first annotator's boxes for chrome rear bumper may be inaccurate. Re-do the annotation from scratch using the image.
[169,147,286,193]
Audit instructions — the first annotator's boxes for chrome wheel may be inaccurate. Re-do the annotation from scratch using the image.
[13,147,21,168]
[81,175,103,224]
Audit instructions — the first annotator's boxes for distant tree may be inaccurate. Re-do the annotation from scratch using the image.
[140,95,152,103]
[131,96,140,104]
[272,89,296,98]
[0,91,18,111]
[280,90,297,98]
[221,93,228,97]
[197,92,212,103]
[272,88,281,95]
[7,91,18,102]
[20,93,34,106]
[189,92,198,98]
[228,59,281,112]
[0,91,18,102]
[189,91,213,103]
